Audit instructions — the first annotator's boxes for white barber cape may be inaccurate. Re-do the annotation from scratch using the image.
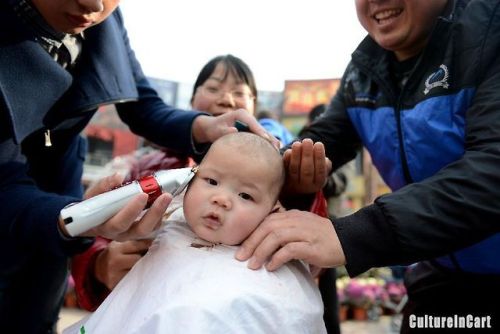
[65,208,326,334]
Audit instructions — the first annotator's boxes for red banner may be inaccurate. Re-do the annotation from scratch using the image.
[283,79,340,115]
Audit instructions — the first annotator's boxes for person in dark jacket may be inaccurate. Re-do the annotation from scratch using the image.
[0,1,273,333]
[237,0,500,332]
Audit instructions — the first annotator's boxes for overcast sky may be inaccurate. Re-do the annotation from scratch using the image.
[119,1,367,92]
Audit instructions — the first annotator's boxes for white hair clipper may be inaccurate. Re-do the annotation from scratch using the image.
[61,167,197,237]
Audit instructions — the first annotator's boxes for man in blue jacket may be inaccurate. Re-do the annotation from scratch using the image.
[0,0,273,332]
[238,0,500,332]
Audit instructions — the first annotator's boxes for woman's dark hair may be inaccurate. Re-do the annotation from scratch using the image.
[191,54,257,104]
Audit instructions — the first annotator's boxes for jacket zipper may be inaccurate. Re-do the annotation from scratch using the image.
[353,58,414,184]
[44,129,52,147]
[394,18,447,185]
[394,98,413,184]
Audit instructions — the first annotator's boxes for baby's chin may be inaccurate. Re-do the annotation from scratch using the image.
[188,220,245,246]
[192,227,220,244]
[194,229,242,246]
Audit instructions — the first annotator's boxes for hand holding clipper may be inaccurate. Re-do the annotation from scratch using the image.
[61,167,197,237]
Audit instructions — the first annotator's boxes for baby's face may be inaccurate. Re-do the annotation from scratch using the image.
[184,144,276,245]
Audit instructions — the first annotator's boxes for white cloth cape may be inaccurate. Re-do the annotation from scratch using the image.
[65,209,326,334]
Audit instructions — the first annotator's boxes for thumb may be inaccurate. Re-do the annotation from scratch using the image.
[223,126,238,136]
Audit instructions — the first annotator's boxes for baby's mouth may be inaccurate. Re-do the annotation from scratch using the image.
[203,213,222,229]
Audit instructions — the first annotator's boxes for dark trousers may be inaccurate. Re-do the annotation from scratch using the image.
[319,267,341,334]
[0,252,69,334]
[401,261,500,333]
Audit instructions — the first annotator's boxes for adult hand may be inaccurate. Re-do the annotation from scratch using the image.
[94,239,153,290]
[191,109,280,148]
[282,139,332,195]
[59,173,172,241]
[235,209,346,271]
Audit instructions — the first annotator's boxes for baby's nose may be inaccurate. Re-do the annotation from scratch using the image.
[211,194,232,210]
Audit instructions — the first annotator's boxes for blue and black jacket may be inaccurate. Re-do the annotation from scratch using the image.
[300,0,500,276]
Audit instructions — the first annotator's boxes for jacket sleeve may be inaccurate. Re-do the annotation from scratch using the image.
[335,38,500,277]
[0,159,93,258]
[111,9,204,156]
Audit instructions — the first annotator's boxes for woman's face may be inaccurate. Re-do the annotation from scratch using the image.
[191,63,255,117]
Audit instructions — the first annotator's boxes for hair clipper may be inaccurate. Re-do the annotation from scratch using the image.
[61,167,197,237]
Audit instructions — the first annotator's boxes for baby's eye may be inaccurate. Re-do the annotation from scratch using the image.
[239,193,253,201]
[205,178,218,186]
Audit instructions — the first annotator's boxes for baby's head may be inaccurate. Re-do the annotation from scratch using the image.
[184,132,285,245]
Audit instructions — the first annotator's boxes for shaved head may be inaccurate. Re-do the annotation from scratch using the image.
[207,132,285,201]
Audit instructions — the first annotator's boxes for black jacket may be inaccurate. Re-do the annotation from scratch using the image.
[300,0,500,276]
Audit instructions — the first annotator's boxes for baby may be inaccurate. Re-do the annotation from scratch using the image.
[66,132,326,334]
[184,130,284,246]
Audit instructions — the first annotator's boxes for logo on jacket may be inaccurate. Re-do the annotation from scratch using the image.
[424,64,449,95]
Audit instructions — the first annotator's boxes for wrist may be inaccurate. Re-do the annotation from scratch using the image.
[191,115,210,144]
